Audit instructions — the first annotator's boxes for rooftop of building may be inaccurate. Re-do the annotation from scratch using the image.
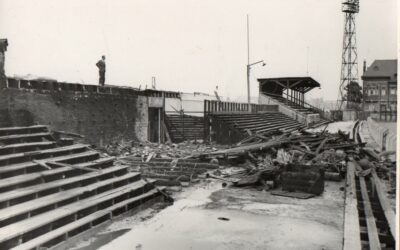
[362,59,397,82]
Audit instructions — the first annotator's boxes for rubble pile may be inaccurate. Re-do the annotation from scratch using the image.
[103,140,224,159]
[103,125,396,198]
[102,141,224,187]
[202,129,364,197]
[121,157,219,187]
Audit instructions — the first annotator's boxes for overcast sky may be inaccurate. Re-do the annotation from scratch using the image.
[0,0,397,101]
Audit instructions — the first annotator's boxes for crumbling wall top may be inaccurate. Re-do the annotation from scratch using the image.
[0,39,8,52]
[3,77,181,99]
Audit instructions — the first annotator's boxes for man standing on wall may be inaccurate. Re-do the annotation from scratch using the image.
[96,55,106,86]
[0,39,8,87]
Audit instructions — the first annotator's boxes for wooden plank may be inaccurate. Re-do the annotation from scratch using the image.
[371,169,396,239]
[315,137,328,155]
[204,138,290,157]
[0,180,151,243]
[0,171,139,224]
[359,176,382,250]
[52,130,84,138]
[46,161,101,172]
[10,188,161,250]
[343,162,362,250]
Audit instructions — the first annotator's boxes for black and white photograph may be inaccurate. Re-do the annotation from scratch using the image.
[0,0,398,249]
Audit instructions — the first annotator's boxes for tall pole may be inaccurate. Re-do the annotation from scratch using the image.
[247,14,251,111]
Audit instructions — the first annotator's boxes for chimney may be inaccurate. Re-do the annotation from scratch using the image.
[363,60,367,73]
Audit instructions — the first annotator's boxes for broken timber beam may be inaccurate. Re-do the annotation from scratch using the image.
[46,161,101,172]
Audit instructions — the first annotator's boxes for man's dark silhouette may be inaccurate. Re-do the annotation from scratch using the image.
[0,39,8,88]
[96,55,106,86]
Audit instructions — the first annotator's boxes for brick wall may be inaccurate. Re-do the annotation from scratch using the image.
[0,81,156,146]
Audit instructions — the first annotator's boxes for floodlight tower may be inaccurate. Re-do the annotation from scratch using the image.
[337,0,360,110]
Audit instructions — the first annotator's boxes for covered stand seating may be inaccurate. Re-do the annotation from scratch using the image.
[258,77,321,113]
[258,77,322,115]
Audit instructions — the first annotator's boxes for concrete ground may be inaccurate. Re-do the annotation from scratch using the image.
[77,179,346,250]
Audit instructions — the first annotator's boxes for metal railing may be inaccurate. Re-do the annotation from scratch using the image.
[204,100,278,115]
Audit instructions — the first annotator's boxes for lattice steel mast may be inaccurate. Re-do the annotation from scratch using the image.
[337,0,360,110]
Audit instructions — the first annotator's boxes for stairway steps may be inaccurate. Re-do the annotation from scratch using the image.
[0,179,156,249]
[257,123,304,133]
[0,144,90,167]
[0,171,141,228]
[0,132,53,145]
[0,125,165,249]
[212,112,304,143]
[0,142,57,156]
[10,187,162,250]
[230,118,300,128]
[0,161,127,209]
[215,115,282,121]
[237,120,301,131]
[0,157,115,193]
[0,151,100,179]
[0,126,48,137]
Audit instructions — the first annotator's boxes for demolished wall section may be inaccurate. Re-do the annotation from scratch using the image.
[0,87,150,146]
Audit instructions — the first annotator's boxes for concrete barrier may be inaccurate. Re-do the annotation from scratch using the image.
[367,117,397,151]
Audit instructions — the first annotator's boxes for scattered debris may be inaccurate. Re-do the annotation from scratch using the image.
[103,123,396,199]
[217,217,230,221]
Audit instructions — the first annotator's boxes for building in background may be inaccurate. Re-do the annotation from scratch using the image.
[361,59,397,121]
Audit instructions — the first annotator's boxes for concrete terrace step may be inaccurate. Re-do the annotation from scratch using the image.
[231,118,300,129]
[237,119,301,131]
[0,141,57,156]
[0,126,48,137]
[211,112,304,143]
[0,171,142,228]
[0,180,157,249]
[216,113,285,121]
[0,132,53,145]
[0,157,115,193]
[10,188,162,250]
[0,164,129,208]
[0,144,90,166]
[0,150,100,178]
[0,125,165,250]
[215,115,284,122]
[256,123,304,134]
